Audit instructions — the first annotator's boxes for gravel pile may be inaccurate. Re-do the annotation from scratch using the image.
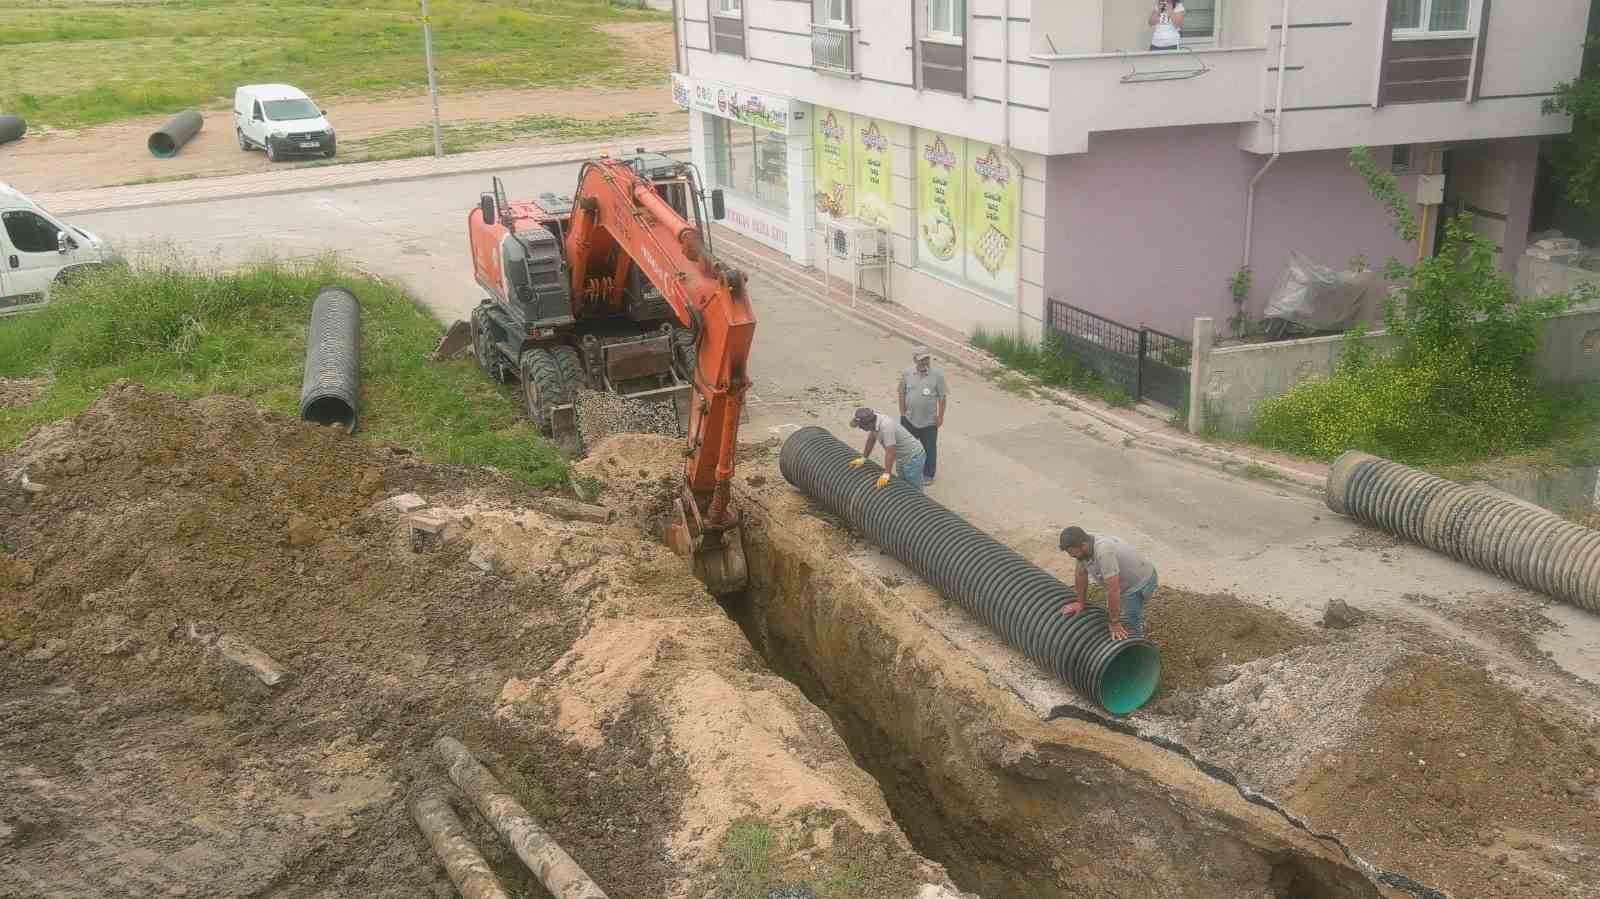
[576,388,683,450]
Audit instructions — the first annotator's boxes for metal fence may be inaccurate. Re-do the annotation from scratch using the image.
[811,25,854,73]
[1044,299,1192,410]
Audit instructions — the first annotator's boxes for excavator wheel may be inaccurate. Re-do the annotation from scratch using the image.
[550,344,586,402]
[519,348,565,436]
[471,308,503,382]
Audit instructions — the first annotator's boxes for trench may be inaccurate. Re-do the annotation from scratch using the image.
[719,513,1394,899]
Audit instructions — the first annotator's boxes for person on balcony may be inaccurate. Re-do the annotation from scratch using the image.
[1149,0,1185,51]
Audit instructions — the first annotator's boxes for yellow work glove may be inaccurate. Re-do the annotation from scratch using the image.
[875,473,891,488]
[849,457,867,468]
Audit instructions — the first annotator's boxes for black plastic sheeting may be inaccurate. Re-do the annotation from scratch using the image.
[1328,451,1600,612]
[147,108,203,158]
[779,426,1162,714]
[299,286,361,433]
[0,115,26,145]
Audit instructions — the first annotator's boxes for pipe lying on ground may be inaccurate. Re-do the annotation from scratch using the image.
[1328,451,1600,613]
[410,781,515,899]
[299,285,361,433]
[0,115,25,145]
[147,108,203,158]
[778,426,1163,714]
[432,737,610,899]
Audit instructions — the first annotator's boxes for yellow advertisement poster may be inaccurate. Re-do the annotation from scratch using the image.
[966,144,1018,294]
[916,130,965,280]
[854,118,893,230]
[813,106,853,220]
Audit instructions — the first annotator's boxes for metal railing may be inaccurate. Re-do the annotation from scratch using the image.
[1045,298,1192,410]
[812,24,855,74]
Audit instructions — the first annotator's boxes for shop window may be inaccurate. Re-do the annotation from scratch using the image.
[707,118,789,214]
[914,128,1020,301]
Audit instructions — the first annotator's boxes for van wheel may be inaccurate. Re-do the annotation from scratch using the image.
[237,129,250,151]
[265,142,278,162]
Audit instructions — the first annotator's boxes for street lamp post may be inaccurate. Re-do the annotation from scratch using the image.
[420,0,444,159]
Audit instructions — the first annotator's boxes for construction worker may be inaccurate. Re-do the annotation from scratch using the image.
[898,345,947,484]
[1058,526,1159,641]
[849,406,927,491]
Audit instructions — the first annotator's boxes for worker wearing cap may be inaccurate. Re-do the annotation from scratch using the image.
[848,406,927,491]
[898,346,947,485]
[1058,526,1159,642]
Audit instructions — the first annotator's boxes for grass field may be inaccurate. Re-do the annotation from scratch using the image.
[339,109,673,162]
[0,254,567,488]
[0,0,667,129]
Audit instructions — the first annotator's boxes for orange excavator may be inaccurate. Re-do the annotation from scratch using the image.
[465,151,754,593]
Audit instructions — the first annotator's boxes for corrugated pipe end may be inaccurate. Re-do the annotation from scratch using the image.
[147,108,203,158]
[0,115,26,145]
[299,285,361,434]
[1325,450,1378,516]
[779,426,1162,714]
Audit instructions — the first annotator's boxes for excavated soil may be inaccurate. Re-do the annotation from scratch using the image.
[0,384,959,898]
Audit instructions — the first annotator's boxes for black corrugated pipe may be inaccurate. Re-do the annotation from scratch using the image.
[779,426,1163,714]
[0,115,26,145]
[299,286,361,433]
[1328,451,1600,612]
[147,108,203,158]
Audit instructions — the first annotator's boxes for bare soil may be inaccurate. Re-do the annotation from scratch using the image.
[0,384,958,898]
[0,377,50,409]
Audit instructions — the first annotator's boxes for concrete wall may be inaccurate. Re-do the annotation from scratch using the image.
[1517,255,1600,300]
[1447,138,1539,272]
[1193,306,1600,434]
[1044,123,1415,337]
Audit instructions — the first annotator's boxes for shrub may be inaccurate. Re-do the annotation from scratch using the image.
[972,328,1134,408]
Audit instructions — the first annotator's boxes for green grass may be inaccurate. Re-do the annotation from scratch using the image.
[0,0,667,129]
[717,817,775,899]
[338,110,671,162]
[0,254,566,488]
[972,327,1135,408]
[1427,384,1600,481]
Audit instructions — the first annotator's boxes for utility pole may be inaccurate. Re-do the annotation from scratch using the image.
[420,0,444,159]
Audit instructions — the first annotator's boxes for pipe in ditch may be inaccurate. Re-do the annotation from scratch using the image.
[1328,451,1600,612]
[432,737,610,899]
[778,426,1163,714]
[299,285,361,433]
[147,108,203,158]
[410,781,515,899]
[0,115,26,146]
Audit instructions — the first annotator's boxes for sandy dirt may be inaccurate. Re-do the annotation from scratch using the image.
[0,384,960,898]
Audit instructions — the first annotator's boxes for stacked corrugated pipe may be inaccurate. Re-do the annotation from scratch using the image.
[1327,451,1600,612]
[780,426,1163,714]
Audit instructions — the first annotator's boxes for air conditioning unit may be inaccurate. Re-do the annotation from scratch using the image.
[826,218,887,264]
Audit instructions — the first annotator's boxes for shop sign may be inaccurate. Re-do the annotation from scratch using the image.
[854,118,893,230]
[813,106,853,220]
[671,73,795,134]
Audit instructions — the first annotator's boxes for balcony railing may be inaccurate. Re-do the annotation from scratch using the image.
[811,24,856,76]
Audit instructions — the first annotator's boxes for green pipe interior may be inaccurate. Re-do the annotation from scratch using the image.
[1100,643,1163,715]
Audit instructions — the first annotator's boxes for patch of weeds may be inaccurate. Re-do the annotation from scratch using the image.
[972,327,1134,408]
[718,817,775,899]
[992,372,1033,396]
[1240,462,1281,482]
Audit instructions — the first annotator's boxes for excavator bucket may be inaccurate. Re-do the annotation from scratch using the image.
[550,403,582,456]
[666,486,748,595]
[429,320,473,361]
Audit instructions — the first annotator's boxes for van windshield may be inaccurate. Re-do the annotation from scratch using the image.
[262,99,320,121]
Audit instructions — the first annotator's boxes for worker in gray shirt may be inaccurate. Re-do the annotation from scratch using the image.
[849,406,927,490]
[1058,526,1159,641]
[898,345,947,484]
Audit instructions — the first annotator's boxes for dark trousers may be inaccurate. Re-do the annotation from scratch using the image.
[901,417,939,479]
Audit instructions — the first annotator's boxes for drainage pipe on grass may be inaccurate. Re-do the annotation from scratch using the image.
[147,108,203,158]
[0,115,26,145]
[779,426,1163,714]
[1328,451,1600,612]
[299,285,361,433]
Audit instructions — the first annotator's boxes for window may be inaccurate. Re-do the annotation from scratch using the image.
[2,210,61,254]
[927,0,964,39]
[1393,0,1472,34]
[706,118,789,214]
[1181,0,1217,43]
[1391,145,1413,173]
[824,0,849,26]
[716,0,741,17]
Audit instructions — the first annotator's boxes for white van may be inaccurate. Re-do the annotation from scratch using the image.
[233,84,337,162]
[0,181,120,313]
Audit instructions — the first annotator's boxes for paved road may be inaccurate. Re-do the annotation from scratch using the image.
[69,168,1600,684]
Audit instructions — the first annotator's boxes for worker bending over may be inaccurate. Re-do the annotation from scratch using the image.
[849,406,927,491]
[1058,526,1159,641]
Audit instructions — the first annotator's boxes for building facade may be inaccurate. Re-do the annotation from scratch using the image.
[672,0,1587,339]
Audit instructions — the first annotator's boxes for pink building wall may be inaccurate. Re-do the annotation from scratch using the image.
[1044,124,1424,338]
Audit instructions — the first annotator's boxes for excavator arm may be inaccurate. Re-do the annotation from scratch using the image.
[565,159,755,593]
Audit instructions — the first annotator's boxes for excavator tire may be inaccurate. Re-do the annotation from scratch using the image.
[550,344,585,402]
[519,348,565,436]
[471,307,504,382]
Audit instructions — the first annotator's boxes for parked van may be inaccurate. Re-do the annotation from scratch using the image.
[233,84,337,162]
[0,181,120,313]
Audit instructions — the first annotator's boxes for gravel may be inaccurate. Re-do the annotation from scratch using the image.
[575,388,683,450]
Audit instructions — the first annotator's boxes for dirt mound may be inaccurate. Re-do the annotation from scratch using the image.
[0,384,958,899]
[1145,589,1324,696]
[0,377,49,410]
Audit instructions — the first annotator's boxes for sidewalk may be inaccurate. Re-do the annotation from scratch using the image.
[709,226,1333,494]
[38,133,688,216]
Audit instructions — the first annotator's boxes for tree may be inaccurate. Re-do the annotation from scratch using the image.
[1542,2,1600,215]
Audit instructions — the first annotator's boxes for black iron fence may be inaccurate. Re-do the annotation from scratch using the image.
[1044,299,1192,410]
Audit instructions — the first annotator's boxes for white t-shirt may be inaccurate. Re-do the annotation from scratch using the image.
[1152,3,1184,48]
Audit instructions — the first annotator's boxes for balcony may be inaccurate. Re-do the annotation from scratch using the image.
[811,24,857,77]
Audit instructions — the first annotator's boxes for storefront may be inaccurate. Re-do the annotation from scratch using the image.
[673,74,813,263]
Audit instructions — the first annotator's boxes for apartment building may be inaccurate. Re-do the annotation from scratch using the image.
[670,0,1588,339]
